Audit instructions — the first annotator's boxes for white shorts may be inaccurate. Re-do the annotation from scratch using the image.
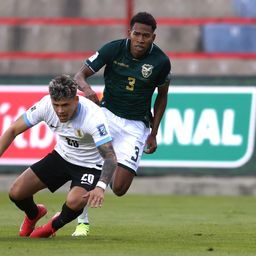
[102,108,150,174]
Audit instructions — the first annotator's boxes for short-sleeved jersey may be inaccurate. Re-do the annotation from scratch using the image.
[85,39,171,124]
[23,95,112,169]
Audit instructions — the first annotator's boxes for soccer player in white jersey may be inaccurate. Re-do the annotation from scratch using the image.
[0,74,117,238]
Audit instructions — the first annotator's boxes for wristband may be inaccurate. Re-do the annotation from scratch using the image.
[96,181,107,190]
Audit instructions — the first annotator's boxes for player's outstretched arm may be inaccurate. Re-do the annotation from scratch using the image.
[0,115,29,157]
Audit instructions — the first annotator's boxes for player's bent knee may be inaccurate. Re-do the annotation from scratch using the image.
[112,180,131,196]
[66,196,85,211]
[112,186,128,197]
[8,185,20,201]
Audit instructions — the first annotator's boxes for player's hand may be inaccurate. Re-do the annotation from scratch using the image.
[83,187,104,208]
[144,134,157,154]
[83,88,100,105]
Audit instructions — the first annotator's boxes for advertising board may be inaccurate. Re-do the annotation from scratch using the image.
[0,86,255,169]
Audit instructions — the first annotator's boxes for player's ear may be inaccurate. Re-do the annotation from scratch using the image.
[152,33,156,41]
[128,29,132,38]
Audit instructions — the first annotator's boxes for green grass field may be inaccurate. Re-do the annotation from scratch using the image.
[0,192,256,256]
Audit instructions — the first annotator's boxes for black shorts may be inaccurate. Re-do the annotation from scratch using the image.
[31,150,101,193]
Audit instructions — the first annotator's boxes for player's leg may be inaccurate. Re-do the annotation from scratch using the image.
[9,167,46,202]
[30,186,86,238]
[72,166,134,236]
[72,206,90,236]
[53,186,87,228]
[111,165,135,196]
[109,117,149,196]
[72,167,134,236]
[11,150,70,237]
[9,167,47,236]
[31,165,100,238]
[71,168,135,236]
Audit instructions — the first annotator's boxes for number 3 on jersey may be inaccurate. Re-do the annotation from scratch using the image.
[126,77,136,91]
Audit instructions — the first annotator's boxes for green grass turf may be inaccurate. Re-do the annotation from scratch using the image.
[0,192,256,256]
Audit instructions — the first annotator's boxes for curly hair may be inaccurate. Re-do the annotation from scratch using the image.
[49,74,78,101]
[130,12,157,31]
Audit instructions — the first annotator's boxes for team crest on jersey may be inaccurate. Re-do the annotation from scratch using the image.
[97,124,107,136]
[141,64,153,78]
[75,129,84,138]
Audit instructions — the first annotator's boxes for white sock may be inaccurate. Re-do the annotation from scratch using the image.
[77,206,89,224]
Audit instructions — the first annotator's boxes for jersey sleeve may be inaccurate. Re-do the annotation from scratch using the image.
[84,41,117,72]
[157,57,172,87]
[85,107,112,147]
[23,96,49,127]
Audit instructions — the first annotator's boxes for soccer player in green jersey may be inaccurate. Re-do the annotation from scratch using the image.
[72,12,171,236]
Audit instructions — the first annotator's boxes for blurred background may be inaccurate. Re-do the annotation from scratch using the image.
[0,0,256,194]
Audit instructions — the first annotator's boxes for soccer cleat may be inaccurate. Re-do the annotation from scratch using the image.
[72,223,90,237]
[19,204,47,237]
[29,212,60,238]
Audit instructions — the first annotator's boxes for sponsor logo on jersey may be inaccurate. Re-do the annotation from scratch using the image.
[113,60,129,68]
[141,64,153,78]
[97,124,107,136]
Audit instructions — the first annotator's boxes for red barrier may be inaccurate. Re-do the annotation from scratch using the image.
[156,17,256,25]
[0,17,126,26]
[0,51,256,60]
[1,17,256,26]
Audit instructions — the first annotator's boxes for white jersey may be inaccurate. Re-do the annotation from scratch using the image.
[23,95,112,169]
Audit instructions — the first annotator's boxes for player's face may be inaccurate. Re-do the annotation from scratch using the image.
[51,96,79,123]
[129,22,156,59]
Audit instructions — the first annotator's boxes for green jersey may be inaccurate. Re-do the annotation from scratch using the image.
[85,39,171,124]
